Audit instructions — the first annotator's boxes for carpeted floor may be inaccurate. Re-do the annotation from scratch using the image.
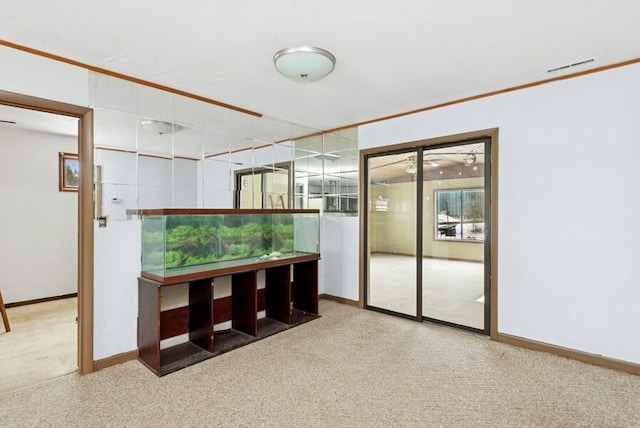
[1,300,639,427]
[0,298,77,394]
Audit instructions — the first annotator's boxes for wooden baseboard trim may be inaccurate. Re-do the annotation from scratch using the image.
[319,293,359,307]
[93,349,139,372]
[497,333,640,376]
[5,293,78,308]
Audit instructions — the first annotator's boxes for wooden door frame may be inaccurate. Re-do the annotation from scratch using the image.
[0,90,94,373]
[359,128,499,339]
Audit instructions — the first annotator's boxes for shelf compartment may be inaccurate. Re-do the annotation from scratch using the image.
[155,342,213,377]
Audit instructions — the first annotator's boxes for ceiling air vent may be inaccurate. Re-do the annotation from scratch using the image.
[547,57,595,74]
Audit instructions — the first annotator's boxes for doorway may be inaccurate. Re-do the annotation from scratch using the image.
[362,131,496,335]
[0,90,94,375]
[0,105,80,392]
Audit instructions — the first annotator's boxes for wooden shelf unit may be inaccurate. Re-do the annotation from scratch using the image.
[137,256,320,376]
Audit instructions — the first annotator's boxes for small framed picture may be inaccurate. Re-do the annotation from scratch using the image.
[59,152,79,192]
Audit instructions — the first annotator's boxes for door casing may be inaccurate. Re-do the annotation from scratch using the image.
[0,90,94,373]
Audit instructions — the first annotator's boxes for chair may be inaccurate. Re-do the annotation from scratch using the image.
[0,290,10,332]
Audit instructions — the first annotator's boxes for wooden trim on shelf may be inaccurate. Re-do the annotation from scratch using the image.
[0,39,262,118]
[126,208,320,216]
[93,349,139,372]
[497,333,640,376]
[319,294,359,307]
[141,253,321,285]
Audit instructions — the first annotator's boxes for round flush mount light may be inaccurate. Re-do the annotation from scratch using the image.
[273,46,336,83]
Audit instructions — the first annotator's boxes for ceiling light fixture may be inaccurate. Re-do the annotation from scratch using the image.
[140,119,184,135]
[273,46,336,83]
[464,153,477,166]
[405,155,417,174]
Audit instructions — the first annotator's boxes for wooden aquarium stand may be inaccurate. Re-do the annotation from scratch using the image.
[137,255,320,376]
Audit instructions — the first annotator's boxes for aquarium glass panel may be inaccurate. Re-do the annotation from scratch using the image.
[141,215,167,277]
[140,211,320,279]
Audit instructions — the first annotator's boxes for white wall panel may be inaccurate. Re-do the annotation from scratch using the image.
[94,109,138,151]
[0,128,77,303]
[89,73,138,114]
[96,149,137,185]
[93,220,140,359]
[319,216,359,300]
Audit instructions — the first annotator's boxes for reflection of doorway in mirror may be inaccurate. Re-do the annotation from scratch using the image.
[239,174,262,208]
[265,169,289,208]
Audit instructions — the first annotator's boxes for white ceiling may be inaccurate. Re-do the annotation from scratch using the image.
[0,104,78,136]
[2,1,640,134]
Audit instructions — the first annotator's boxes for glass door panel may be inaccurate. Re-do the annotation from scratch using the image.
[366,151,417,316]
[422,142,486,329]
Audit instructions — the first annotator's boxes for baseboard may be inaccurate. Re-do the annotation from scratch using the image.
[319,293,360,307]
[497,333,640,376]
[93,349,139,372]
[5,292,78,308]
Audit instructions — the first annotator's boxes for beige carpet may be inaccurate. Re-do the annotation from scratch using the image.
[1,300,639,427]
[0,298,77,394]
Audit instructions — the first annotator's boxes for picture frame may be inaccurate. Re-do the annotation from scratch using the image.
[59,152,79,192]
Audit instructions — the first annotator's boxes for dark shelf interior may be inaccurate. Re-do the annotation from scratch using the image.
[157,342,214,376]
[212,315,319,358]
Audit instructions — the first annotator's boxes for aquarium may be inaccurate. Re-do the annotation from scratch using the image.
[137,209,320,280]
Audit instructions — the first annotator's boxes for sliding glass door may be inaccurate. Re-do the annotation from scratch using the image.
[421,142,487,330]
[365,139,490,333]
[366,151,417,317]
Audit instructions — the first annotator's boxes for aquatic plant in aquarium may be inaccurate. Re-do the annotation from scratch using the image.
[139,210,319,278]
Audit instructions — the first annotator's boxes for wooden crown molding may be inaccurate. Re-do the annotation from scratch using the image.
[0,39,262,118]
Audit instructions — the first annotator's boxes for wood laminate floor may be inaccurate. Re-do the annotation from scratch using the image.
[0,297,77,395]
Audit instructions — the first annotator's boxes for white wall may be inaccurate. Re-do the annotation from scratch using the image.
[0,127,78,303]
[92,149,199,359]
[93,220,140,359]
[359,63,640,364]
[319,216,359,299]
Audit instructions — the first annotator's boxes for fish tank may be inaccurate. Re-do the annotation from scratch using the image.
[134,209,320,281]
